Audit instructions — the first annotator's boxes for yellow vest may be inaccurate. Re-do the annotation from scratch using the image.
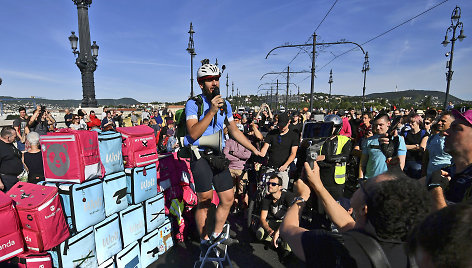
[321,135,350,184]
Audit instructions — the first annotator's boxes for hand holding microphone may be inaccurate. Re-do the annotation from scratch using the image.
[211,87,226,115]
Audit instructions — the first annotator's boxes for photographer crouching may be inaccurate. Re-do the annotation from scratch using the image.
[280,161,431,267]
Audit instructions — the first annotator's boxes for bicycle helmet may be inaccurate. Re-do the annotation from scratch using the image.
[324,114,343,135]
[197,64,221,82]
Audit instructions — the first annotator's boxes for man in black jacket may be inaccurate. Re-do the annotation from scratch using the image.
[0,127,23,192]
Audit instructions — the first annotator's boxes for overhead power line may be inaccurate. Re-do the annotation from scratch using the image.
[317,0,450,72]
[314,0,339,32]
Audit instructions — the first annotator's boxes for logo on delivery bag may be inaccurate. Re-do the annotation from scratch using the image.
[46,143,70,176]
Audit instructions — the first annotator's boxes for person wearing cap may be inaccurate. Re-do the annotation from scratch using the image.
[429,109,472,210]
[184,60,262,257]
[289,112,303,137]
[260,112,300,189]
[233,113,244,132]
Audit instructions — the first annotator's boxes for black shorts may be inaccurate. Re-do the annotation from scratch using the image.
[190,158,233,193]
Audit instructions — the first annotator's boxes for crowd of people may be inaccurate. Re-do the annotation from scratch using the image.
[0,64,471,267]
[0,105,178,192]
[182,61,471,267]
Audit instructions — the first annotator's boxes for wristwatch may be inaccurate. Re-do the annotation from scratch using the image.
[291,196,306,206]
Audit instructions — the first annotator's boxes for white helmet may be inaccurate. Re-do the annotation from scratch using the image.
[197,64,221,82]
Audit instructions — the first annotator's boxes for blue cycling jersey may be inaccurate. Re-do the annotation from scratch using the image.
[184,94,233,148]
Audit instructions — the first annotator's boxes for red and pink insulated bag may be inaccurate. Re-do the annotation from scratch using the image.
[15,252,53,268]
[40,129,104,183]
[7,182,70,252]
[117,125,158,168]
[0,191,24,261]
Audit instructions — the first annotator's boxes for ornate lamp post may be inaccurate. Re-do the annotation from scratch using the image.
[441,6,466,110]
[361,51,370,111]
[69,0,99,108]
[186,22,197,98]
[328,69,333,112]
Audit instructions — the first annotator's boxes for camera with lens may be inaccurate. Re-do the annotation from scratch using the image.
[293,122,334,182]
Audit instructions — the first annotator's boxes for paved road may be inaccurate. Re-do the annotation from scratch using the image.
[150,212,304,268]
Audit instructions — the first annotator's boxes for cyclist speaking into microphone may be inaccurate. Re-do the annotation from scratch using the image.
[184,60,262,257]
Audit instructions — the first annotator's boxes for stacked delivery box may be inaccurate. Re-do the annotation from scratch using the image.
[1,127,173,268]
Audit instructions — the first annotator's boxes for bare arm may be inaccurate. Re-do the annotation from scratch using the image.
[398,154,406,170]
[46,113,55,125]
[280,146,298,171]
[280,200,308,262]
[28,110,40,126]
[260,142,270,158]
[430,187,447,211]
[260,210,274,235]
[267,107,273,119]
[304,162,356,231]
[420,136,428,149]
[251,123,264,141]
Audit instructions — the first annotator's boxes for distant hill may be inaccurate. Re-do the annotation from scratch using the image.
[365,90,466,103]
[0,97,141,107]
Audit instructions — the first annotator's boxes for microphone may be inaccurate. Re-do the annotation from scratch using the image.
[212,87,226,115]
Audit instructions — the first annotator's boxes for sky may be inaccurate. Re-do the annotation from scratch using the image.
[0,0,471,103]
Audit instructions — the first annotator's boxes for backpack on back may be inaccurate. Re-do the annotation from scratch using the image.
[175,95,204,158]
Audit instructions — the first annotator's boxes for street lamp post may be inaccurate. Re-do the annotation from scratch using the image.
[226,73,229,98]
[286,66,290,110]
[328,69,333,112]
[361,52,370,111]
[442,6,466,110]
[187,22,197,98]
[231,82,234,99]
[69,0,99,108]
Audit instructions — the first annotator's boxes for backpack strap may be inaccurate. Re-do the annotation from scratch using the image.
[193,95,204,120]
[343,230,391,268]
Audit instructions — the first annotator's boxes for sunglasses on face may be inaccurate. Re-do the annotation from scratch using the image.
[74,117,79,120]
[267,182,279,187]
[425,121,431,125]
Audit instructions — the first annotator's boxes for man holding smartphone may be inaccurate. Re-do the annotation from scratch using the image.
[359,113,406,179]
